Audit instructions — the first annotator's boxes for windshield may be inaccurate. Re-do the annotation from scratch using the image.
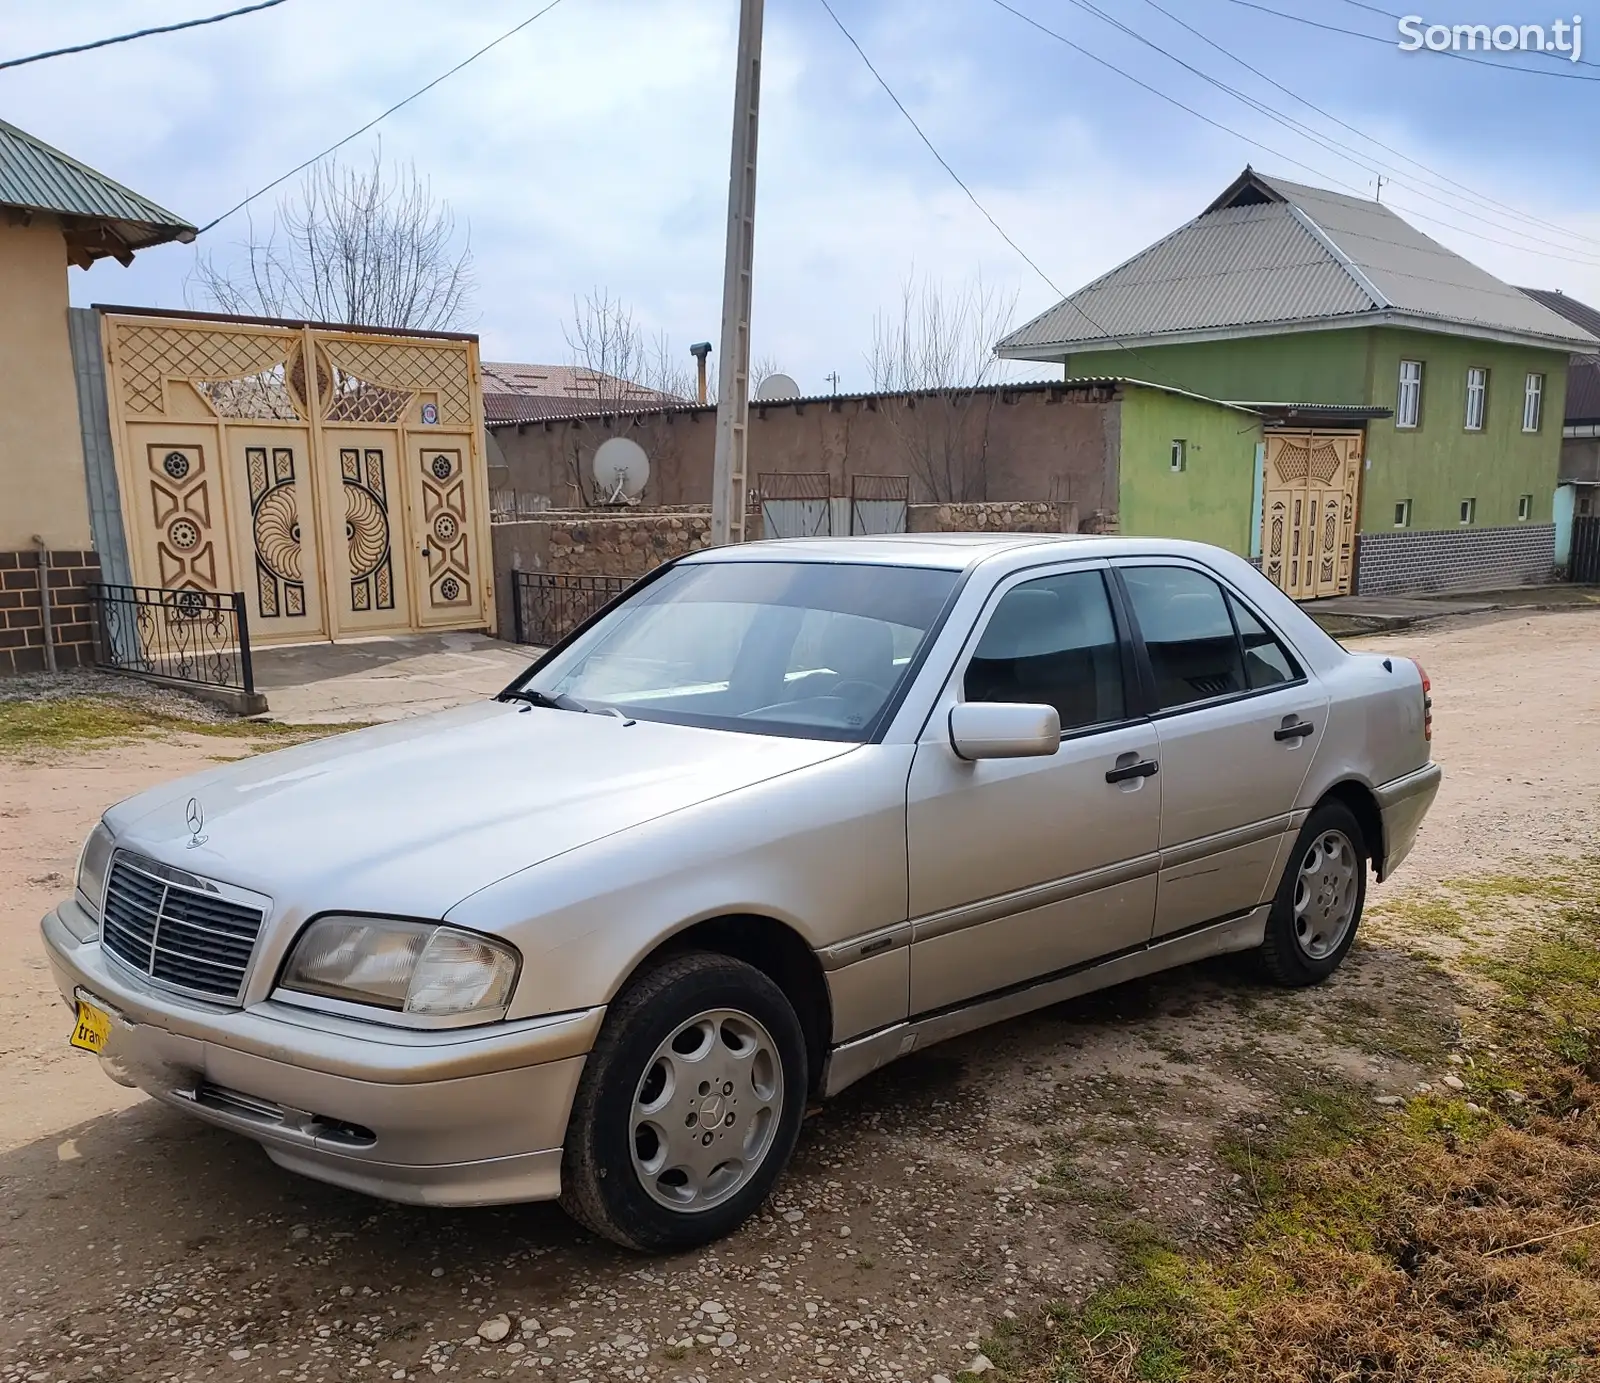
[512,560,960,741]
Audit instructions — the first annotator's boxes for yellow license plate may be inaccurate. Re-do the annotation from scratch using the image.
[70,998,112,1055]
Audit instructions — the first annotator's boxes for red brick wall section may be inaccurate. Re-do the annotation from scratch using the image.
[0,550,103,675]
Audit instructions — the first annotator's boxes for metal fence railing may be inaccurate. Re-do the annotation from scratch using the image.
[88,583,256,697]
[511,572,631,648]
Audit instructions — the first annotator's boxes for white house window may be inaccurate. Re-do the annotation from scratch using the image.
[1170,439,1187,472]
[1465,367,1487,431]
[1460,497,1476,525]
[1397,360,1423,428]
[1518,493,1532,521]
[1393,499,1412,528]
[1523,373,1544,432]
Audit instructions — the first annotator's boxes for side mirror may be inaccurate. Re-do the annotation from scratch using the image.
[948,702,1061,760]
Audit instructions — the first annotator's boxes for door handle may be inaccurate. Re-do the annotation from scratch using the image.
[1106,758,1159,784]
[1274,719,1316,741]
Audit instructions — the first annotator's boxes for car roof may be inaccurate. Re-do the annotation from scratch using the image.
[680,533,1220,572]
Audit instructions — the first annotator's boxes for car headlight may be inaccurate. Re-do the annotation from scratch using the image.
[280,916,520,1020]
[75,822,115,923]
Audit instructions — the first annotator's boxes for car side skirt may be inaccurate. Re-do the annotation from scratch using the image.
[820,905,1270,1098]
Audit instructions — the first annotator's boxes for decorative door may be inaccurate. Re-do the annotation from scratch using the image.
[102,313,493,644]
[411,440,485,627]
[224,430,326,641]
[318,436,412,635]
[1260,431,1362,601]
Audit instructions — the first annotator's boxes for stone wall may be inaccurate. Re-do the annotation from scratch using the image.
[0,548,103,675]
[907,501,1078,534]
[490,509,757,642]
[1354,525,1556,595]
[547,512,717,577]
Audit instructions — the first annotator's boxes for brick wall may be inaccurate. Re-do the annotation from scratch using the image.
[1354,525,1555,596]
[0,549,103,674]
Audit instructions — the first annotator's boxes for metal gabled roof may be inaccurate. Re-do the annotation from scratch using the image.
[999,167,1600,358]
[0,117,194,262]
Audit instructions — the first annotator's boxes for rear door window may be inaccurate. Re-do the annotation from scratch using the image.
[1120,566,1246,709]
[1227,593,1300,690]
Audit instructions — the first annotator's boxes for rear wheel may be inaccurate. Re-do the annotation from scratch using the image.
[559,951,808,1252]
[1257,800,1366,987]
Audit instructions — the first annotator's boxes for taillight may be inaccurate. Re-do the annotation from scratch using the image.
[1415,661,1432,742]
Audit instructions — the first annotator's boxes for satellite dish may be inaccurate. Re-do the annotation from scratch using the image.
[592,437,650,503]
[754,372,801,401]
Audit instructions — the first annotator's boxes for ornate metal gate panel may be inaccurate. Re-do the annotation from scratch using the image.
[100,311,492,644]
[1260,431,1362,601]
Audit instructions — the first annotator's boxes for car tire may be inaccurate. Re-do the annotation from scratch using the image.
[1257,800,1367,988]
[558,951,809,1253]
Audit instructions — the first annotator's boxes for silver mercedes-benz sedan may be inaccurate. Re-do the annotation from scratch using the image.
[43,535,1439,1250]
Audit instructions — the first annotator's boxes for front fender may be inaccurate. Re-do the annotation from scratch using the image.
[447,744,914,1026]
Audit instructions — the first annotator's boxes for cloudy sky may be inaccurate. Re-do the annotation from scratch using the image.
[8,0,1600,391]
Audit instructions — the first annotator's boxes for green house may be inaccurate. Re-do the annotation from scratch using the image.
[998,168,1600,597]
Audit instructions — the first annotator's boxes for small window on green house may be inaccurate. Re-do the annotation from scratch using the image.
[1394,500,1411,528]
[1170,439,1187,473]
[1460,498,1476,525]
[1465,367,1487,431]
[1523,374,1545,432]
[1518,494,1532,521]
[1397,360,1423,428]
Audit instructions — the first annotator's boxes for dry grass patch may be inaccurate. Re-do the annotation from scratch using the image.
[0,697,354,753]
[992,872,1600,1383]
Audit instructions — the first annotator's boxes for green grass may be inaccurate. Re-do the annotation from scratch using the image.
[0,696,355,753]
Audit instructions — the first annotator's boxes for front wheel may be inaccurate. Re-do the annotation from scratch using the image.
[1257,800,1367,987]
[559,951,808,1252]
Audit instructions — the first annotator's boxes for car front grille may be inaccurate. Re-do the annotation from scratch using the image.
[100,854,265,1002]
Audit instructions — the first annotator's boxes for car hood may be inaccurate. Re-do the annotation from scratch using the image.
[104,701,855,919]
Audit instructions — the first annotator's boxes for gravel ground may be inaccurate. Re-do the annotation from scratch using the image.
[1,607,1596,1383]
[0,668,237,724]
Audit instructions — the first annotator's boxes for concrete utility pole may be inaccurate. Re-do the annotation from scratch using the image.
[710,0,763,545]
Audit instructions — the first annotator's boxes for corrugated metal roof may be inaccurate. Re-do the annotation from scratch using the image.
[0,118,193,257]
[1564,356,1600,425]
[1519,286,1600,342]
[487,377,1258,430]
[999,168,1599,357]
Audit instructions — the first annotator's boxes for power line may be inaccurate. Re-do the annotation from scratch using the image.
[0,0,286,72]
[197,0,568,235]
[1136,0,1600,248]
[1066,0,1600,259]
[995,0,1600,269]
[815,0,1064,297]
[814,0,1158,366]
[1216,0,1600,80]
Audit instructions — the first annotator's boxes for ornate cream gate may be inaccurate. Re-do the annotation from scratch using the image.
[1260,430,1362,601]
[101,310,493,645]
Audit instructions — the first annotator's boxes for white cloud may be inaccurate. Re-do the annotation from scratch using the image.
[3,0,1592,391]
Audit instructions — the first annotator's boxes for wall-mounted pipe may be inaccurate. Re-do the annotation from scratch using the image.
[33,535,56,674]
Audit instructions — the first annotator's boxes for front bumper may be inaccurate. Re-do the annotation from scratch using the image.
[1375,761,1442,880]
[40,900,602,1207]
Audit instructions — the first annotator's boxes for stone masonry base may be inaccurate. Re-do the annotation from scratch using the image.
[0,549,103,675]
[1354,524,1556,596]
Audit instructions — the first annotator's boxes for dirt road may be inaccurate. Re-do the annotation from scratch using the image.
[2,609,1596,1383]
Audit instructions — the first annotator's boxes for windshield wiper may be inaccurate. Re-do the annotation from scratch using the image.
[499,688,592,713]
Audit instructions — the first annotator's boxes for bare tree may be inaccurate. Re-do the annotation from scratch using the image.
[190,148,475,331]
[558,290,697,506]
[866,272,1019,503]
